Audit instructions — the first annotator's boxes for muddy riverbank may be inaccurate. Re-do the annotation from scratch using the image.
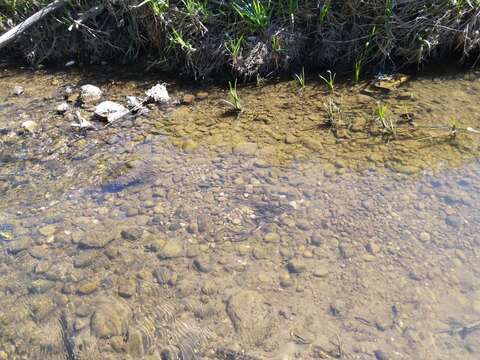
[0,67,480,359]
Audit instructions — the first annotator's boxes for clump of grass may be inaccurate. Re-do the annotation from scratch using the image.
[5,0,480,79]
[225,35,244,62]
[147,0,169,15]
[294,67,305,91]
[353,25,377,83]
[183,0,209,18]
[271,35,283,52]
[284,0,298,25]
[319,1,331,25]
[232,0,271,30]
[319,70,336,93]
[169,29,195,54]
[324,98,340,132]
[222,79,242,113]
[449,117,457,139]
[374,102,397,138]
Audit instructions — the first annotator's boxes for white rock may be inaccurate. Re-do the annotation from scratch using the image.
[94,101,129,123]
[56,102,70,114]
[126,96,143,109]
[71,111,95,130]
[12,85,24,96]
[22,120,38,133]
[145,83,170,104]
[80,84,102,103]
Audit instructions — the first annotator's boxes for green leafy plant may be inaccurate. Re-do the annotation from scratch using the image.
[170,28,195,53]
[271,35,283,52]
[295,67,305,90]
[233,0,271,30]
[147,0,169,15]
[353,58,362,83]
[319,1,330,25]
[353,25,376,83]
[319,70,336,92]
[284,0,298,24]
[225,35,244,61]
[182,0,209,18]
[375,102,397,138]
[224,79,242,112]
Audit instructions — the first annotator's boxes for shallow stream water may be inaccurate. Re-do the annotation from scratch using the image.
[1,66,480,360]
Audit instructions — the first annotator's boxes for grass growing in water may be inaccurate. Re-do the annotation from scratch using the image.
[319,70,336,93]
[227,80,242,112]
[294,67,305,91]
[375,102,397,138]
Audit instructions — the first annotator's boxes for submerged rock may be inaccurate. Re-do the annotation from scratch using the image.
[21,120,38,133]
[94,101,129,123]
[158,239,184,259]
[56,102,69,114]
[79,230,116,248]
[145,83,170,104]
[12,85,24,96]
[91,298,131,339]
[80,84,102,103]
[226,290,272,346]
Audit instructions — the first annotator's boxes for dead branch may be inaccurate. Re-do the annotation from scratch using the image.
[0,0,68,50]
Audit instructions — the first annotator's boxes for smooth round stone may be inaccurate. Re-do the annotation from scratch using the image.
[34,260,51,274]
[313,263,329,277]
[263,232,280,243]
[287,259,307,273]
[419,232,431,242]
[182,139,198,152]
[279,273,293,288]
[303,250,313,258]
[38,224,56,237]
[158,239,184,258]
[445,214,462,229]
[77,279,99,295]
[233,142,258,156]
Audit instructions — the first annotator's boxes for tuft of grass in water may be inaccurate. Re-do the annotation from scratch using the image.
[294,67,305,91]
[232,0,271,30]
[374,102,397,138]
[319,70,336,93]
[226,79,242,112]
[324,98,339,132]
[256,74,265,86]
[449,117,457,139]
